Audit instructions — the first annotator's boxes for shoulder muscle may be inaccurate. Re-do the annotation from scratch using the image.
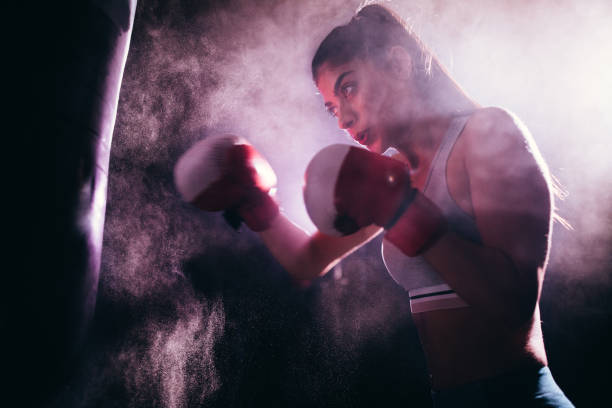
[462,107,552,270]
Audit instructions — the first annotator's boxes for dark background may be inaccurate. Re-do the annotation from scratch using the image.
[50,0,611,406]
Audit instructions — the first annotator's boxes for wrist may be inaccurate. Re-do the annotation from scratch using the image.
[238,188,280,232]
[384,192,447,257]
[383,183,418,229]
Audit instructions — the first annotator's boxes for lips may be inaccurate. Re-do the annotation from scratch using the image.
[354,129,370,146]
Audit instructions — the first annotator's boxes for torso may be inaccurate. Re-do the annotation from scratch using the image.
[413,298,547,389]
[385,110,548,389]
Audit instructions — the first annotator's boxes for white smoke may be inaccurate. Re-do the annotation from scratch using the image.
[69,1,612,406]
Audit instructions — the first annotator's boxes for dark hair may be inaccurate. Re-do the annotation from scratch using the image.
[312,5,432,83]
[312,4,473,112]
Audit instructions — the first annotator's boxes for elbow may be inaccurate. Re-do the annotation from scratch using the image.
[287,266,323,283]
[286,265,330,289]
[515,278,540,325]
[290,239,341,282]
[488,250,543,327]
[286,258,335,285]
[508,293,538,329]
[483,294,537,330]
[497,273,541,329]
[514,263,543,324]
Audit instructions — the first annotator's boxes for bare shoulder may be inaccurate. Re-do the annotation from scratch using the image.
[466,106,518,128]
[460,107,552,268]
[461,107,547,174]
[463,107,529,152]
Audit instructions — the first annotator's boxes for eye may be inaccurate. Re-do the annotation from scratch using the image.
[326,105,338,118]
[341,83,356,99]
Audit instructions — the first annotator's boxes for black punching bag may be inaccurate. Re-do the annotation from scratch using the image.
[8,0,136,404]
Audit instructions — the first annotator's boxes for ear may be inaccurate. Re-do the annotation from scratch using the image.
[387,46,412,80]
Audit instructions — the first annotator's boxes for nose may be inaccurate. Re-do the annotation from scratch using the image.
[338,104,356,130]
[340,117,354,129]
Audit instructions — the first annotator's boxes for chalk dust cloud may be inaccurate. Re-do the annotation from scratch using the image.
[49,1,611,406]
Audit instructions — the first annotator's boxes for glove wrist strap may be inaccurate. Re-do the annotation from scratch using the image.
[237,190,279,232]
[384,177,418,230]
[384,192,447,257]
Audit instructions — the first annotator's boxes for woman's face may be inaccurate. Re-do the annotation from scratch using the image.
[315,57,406,154]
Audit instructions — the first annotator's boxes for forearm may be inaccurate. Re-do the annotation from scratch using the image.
[258,213,327,282]
[422,230,540,324]
[259,213,382,283]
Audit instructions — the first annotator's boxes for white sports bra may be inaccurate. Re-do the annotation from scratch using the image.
[381,113,482,314]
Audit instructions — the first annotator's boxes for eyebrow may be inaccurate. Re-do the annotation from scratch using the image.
[334,71,354,95]
[324,70,354,108]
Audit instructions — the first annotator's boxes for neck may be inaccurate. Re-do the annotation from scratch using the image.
[392,112,454,172]
[386,73,477,171]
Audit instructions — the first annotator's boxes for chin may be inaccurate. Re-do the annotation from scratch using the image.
[366,138,384,154]
[366,143,382,154]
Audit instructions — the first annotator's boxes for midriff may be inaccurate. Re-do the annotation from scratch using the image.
[413,304,548,390]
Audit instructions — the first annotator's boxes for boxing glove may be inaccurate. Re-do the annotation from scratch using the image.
[303,144,446,256]
[174,134,279,231]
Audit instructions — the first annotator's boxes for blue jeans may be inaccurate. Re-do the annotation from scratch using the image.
[431,366,574,407]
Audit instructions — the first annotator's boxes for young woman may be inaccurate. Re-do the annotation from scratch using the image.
[175,4,574,407]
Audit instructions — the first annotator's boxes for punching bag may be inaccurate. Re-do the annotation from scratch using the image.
[8,0,136,404]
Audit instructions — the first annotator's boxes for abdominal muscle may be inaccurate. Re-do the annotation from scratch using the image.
[412,304,548,390]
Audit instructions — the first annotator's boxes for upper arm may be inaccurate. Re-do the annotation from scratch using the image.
[463,108,552,279]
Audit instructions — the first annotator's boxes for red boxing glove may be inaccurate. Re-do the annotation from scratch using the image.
[174,135,279,231]
[384,191,447,256]
[304,144,446,256]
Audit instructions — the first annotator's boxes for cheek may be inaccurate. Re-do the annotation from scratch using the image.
[364,83,389,117]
